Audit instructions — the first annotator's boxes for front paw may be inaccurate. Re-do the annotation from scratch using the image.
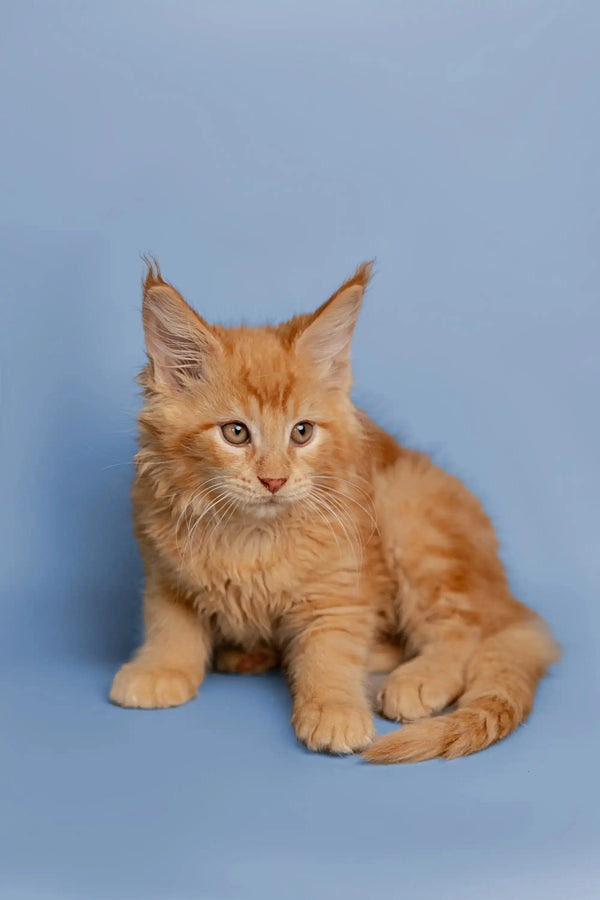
[292,702,375,754]
[110,663,198,709]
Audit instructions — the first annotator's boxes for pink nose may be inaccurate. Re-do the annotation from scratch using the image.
[258,477,287,494]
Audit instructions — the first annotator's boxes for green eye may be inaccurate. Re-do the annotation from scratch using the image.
[221,422,250,445]
[291,422,314,445]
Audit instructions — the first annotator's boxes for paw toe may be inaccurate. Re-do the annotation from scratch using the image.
[293,703,375,754]
[377,673,459,722]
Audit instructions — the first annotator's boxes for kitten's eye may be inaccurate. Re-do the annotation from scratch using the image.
[221,422,251,445]
[291,421,314,445]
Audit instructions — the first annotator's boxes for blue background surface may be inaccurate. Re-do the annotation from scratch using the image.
[1,2,598,898]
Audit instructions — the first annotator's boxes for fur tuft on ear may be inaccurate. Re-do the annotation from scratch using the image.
[141,257,221,390]
[142,254,167,293]
[294,261,373,383]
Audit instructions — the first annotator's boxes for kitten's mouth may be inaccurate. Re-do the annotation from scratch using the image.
[248,492,297,515]
[241,490,305,514]
[261,494,282,506]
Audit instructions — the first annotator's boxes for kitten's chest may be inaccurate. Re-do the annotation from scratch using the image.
[197,578,293,646]
[186,529,301,646]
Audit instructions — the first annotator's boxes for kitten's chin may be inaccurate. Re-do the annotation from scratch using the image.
[241,494,298,519]
[240,490,308,519]
[248,500,283,519]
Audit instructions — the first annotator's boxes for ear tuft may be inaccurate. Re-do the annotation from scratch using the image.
[141,254,166,292]
[345,260,374,291]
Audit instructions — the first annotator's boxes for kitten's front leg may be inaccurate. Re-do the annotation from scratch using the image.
[110,571,211,709]
[284,609,375,754]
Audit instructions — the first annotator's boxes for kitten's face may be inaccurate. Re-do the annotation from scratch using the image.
[167,333,362,519]
[139,262,372,521]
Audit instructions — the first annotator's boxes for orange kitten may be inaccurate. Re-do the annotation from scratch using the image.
[110,260,559,763]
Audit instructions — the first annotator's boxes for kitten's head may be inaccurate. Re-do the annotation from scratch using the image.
[138,260,372,520]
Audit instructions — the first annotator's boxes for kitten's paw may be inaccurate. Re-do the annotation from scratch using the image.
[110,663,198,709]
[292,702,375,754]
[215,647,278,674]
[377,669,461,722]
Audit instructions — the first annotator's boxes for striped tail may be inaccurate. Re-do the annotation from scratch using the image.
[363,618,559,764]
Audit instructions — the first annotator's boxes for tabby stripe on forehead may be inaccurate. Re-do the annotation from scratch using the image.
[239,367,296,409]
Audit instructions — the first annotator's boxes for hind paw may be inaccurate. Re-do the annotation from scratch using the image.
[377,668,462,722]
[214,647,278,674]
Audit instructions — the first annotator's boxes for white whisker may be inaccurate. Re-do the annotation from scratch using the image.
[302,495,342,557]
[312,481,378,541]
[174,478,228,550]
[310,489,361,578]
[204,495,239,546]
[314,488,368,559]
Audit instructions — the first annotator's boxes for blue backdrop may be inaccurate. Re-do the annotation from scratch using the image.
[1,2,598,898]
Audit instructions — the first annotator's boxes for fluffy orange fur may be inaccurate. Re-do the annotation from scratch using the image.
[110,260,559,763]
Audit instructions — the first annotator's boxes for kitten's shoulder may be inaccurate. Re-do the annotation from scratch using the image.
[356,409,425,473]
[356,409,401,469]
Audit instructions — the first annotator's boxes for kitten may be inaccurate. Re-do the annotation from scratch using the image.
[110,260,559,763]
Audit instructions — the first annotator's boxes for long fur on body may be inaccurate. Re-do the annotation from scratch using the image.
[110,260,559,763]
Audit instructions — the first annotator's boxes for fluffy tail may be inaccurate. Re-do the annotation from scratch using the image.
[364,618,559,764]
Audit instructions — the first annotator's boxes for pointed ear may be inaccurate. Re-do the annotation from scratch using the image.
[295,262,373,383]
[141,259,221,390]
